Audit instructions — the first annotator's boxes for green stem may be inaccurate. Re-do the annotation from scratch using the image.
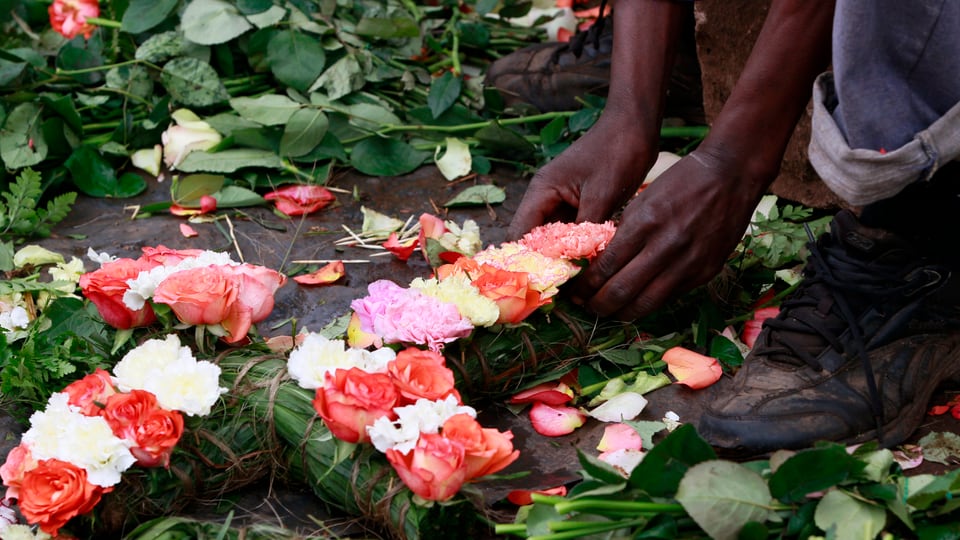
[493,523,528,537]
[531,518,648,540]
[660,125,710,139]
[85,16,122,29]
[552,499,685,515]
[56,59,160,76]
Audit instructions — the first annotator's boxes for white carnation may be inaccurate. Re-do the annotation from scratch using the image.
[287,333,393,389]
[368,395,476,454]
[114,334,194,392]
[0,306,29,332]
[144,357,225,416]
[22,394,136,487]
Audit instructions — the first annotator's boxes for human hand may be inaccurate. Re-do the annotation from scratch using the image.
[569,148,770,320]
[507,112,658,239]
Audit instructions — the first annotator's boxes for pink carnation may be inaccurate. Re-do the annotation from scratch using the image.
[518,221,616,261]
[350,280,473,351]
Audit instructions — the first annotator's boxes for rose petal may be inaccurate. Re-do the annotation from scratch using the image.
[506,485,567,506]
[596,423,643,452]
[293,261,345,286]
[529,402,585,437]
[588,392,648,422]
[509,381,575,406]
[662,347,723,390]
[598,448,645,477]
[383,233,418,262]
[179,224,199,238]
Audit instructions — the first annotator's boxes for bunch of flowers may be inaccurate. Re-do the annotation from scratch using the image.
[282,220,616,504]
[0,335,225,537]
[79,246,286,343]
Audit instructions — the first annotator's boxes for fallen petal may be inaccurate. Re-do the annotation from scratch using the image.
[506,485,567,506]
[293,261,345,285]
[892,444,923,470]
[662,347,723,390]
[529,402,585,437]
[598,448,645,477]
[588,392,648,423]
[597,423,643,452]
[509,381,575,406]
[179,223,199,238]
[383,232,418,262]
[347,311,381,349]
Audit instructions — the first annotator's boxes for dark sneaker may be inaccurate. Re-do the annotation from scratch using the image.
[699,209,960,453]
[484,12,704,122]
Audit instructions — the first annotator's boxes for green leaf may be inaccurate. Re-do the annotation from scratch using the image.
[292,131,347,162]
[229,95,301,126]
[344,102,402,132]
[105,64,154,100]
[213,185,265,207]
[428,71,462,119]
[444,185,505,207]
[350,137,429,177]
[475,122,535,160]
[161,57,229,107]
[906,470,960,510]
[135,31,185,63]
[709,334,744,369]
[237,0,275,14]
[0,103,48,169]
[121,0,178,34]
[65,146,146,198]
[307,53,365,100]
[629,424,716,497]
[355,16,420,39]
[280,108,329,158]
[623,420,668,451]
[814,490,886,540]
[267,30,327,93]
[56,40,105,85]
[577,449,630,485]
[39,95,83,137]
[180,0,254,45]
[171,174,225,205]
[569,107,601,132]
[540,115,567,146]
[177,148,284,173]
[768,445,864,503]
[676,460,775,540]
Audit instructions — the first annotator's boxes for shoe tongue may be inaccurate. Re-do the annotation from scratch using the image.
[831,210,913,266]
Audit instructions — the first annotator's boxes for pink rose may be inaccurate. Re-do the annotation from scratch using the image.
[79,258,158,329]
[152,265,242,335]
[137,245,205,266]
[386,432,467,501]
[441,413,519,481]
[1,444,38,500]
[62,368,117,416]
[48,0,99,40]
[312,368,400,444]
[222,264,286,323]
[387,348,459,405]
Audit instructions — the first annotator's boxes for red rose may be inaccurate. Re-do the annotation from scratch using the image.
[18,459,107,536]
[312,368,399,444]
[102,390,184,468]
[62,368,116,416]
[79,258,158,329]
[48,0,99,40]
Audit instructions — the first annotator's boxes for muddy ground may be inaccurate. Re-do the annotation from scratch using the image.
[4,165,960,538]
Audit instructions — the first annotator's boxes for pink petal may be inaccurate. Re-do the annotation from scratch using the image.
[529,402,586,437]
[383,232,418,262]
[596,423,643,452]
[179,223,199,237]
[662,347,723,390]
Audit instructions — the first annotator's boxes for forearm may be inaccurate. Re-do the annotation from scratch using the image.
[699,0,834,194]
[606,0,690,142]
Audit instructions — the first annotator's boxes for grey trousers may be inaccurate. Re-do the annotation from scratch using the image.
[808,0,960,206]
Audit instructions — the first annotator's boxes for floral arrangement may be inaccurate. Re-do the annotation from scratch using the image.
[0,334,225,537]
[79,246,286,344]
[282,220,617,504]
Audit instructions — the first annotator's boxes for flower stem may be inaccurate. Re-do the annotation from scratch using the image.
[86,16,122,29]
[530,518,648,540]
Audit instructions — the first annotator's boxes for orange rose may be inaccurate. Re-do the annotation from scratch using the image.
[442,413,519,480]
[1,444,38,500]
[18,459,107,536]
[152,265,242,336]
[386,432,467,501]
[312,368,400,444]
[62,368,117,416]
[102,390,184,468]
[79,258,158,329]
[469,263,548,324]
[387,348,459,405]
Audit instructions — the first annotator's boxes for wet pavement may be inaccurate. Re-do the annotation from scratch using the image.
[5,165,960,537]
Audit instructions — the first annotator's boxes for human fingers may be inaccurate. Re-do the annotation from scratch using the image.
[507,175,576,240]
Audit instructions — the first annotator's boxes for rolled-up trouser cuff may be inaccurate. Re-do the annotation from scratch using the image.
[809,72,960,207]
